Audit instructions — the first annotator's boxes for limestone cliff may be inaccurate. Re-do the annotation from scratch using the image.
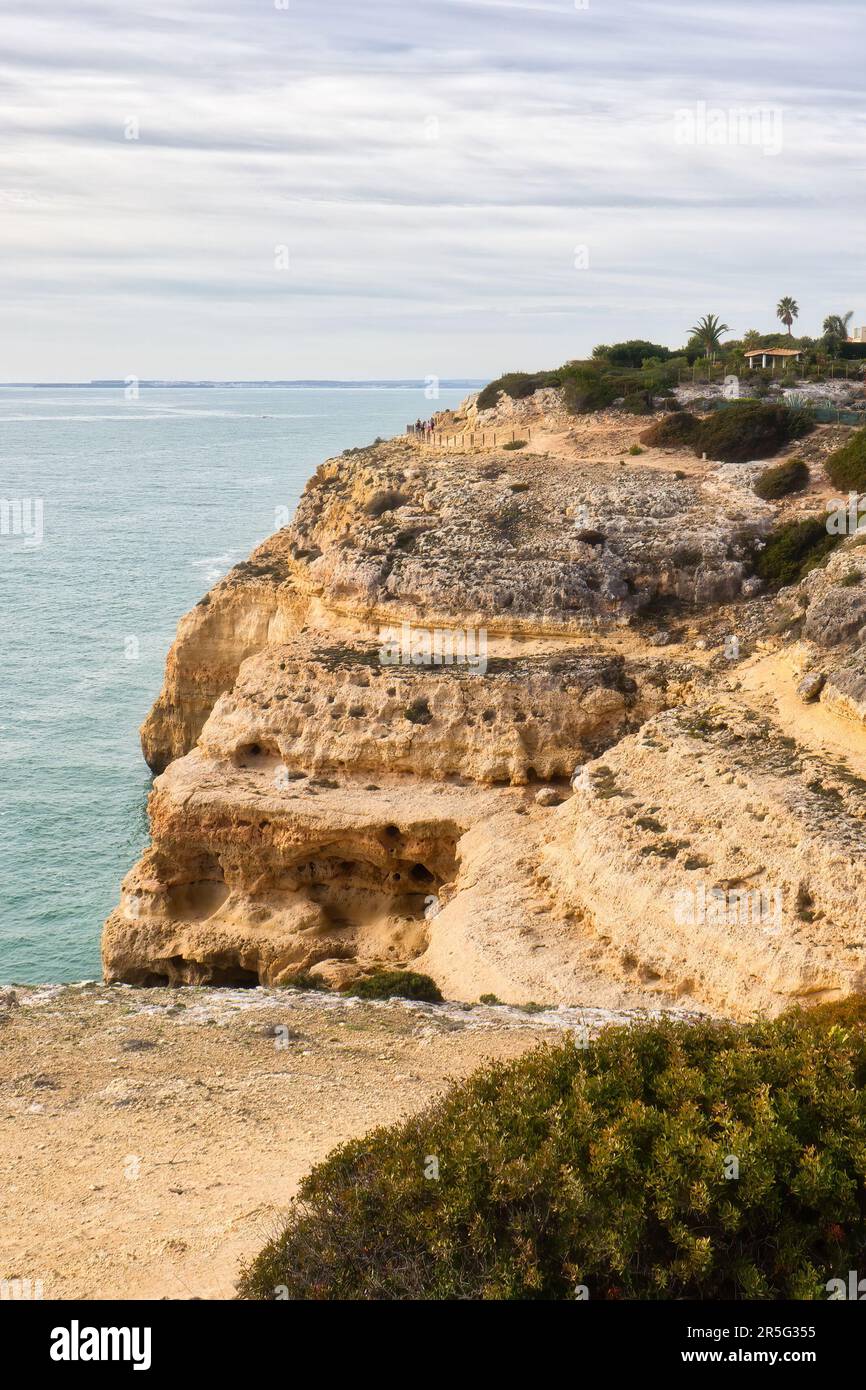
[104,396,866,1017]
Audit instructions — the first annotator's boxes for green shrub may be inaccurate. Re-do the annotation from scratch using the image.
[603,340,672,369]
[238,1001,866,1301]
[694,402,813,464]
[501,439,527,451]
[639,411,699,448]
[285,970,326,991]
[345,970,443,1003]
[621,392,654,416]
[561,369,618,415]
[628,444,643,455]
[825,427,866,491]
[755,517,839,588]
[754,457,810,500]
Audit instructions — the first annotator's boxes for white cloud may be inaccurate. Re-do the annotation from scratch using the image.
[0,0,863,378]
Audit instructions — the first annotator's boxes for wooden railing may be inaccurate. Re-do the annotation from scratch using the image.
[406,427,531,449]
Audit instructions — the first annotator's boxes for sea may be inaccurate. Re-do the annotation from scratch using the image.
[0,383,475,982]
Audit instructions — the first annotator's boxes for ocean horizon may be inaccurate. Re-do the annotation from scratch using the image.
[0,379,485,390]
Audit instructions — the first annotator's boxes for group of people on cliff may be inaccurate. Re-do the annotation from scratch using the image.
[408,417,437,438]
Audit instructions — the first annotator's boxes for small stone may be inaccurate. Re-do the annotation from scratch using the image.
[797,672,825,703]
[648,629,672,647]
[535,787,564,807]
[741,576,763,598]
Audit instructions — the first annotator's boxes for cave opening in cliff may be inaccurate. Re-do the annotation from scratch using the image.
[115,959,259,987]
[196,964,260,987]
[277,829,459,949]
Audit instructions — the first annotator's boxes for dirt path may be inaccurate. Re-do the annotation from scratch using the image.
[0,983,640,1301]
[737,648,866,775]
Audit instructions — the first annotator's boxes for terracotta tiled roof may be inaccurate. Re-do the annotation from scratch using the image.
[744,347,801,357]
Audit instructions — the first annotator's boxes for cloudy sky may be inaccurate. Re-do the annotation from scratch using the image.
[1,0,863,380]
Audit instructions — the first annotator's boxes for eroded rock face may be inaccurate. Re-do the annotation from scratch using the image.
[139,436,767,774]
[140,563,305,773]
[103,758,469,988]
[784,543,866,727]
[199,637,682,784]
[287,446,764,632]
[105,405,866,1015]
[541,704,866,1015]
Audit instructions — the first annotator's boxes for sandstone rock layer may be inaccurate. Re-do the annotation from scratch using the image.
[104,399,866,1017]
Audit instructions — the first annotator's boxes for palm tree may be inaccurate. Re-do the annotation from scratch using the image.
[689,313,730,357]
[822,311,853,340]
[776,296,799,335]
[822,311,854,361]
[742,329,761,351]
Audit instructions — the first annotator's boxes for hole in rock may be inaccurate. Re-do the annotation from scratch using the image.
[164,878,229,922]
[234,741,279,766]
[164,955,259,987]
[133,829,460,988]
[200,964,259,987]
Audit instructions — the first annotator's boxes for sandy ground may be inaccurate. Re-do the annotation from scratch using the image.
[0,982,647,1301]
[738,648,866,774]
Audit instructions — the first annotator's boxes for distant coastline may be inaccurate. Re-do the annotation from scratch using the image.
[0,378,486,390]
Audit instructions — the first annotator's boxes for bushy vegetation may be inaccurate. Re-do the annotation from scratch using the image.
[474,327,860,421]
[593,340,673,369]
[561,367,619,415]
[754,457,810,500]
[620,390,655,415]
[285,970,327,991]
[693,402,813,464]
[639,411,699,448]
[755,517,839,588]
[825,427,866,492]
[345,970,443,1003]
[476,353,681,420]
[238,1001,866,1301]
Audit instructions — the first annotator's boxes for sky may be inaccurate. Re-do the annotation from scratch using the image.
[1,0,864,380]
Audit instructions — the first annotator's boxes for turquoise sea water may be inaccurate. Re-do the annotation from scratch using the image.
[0,385,471,983]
